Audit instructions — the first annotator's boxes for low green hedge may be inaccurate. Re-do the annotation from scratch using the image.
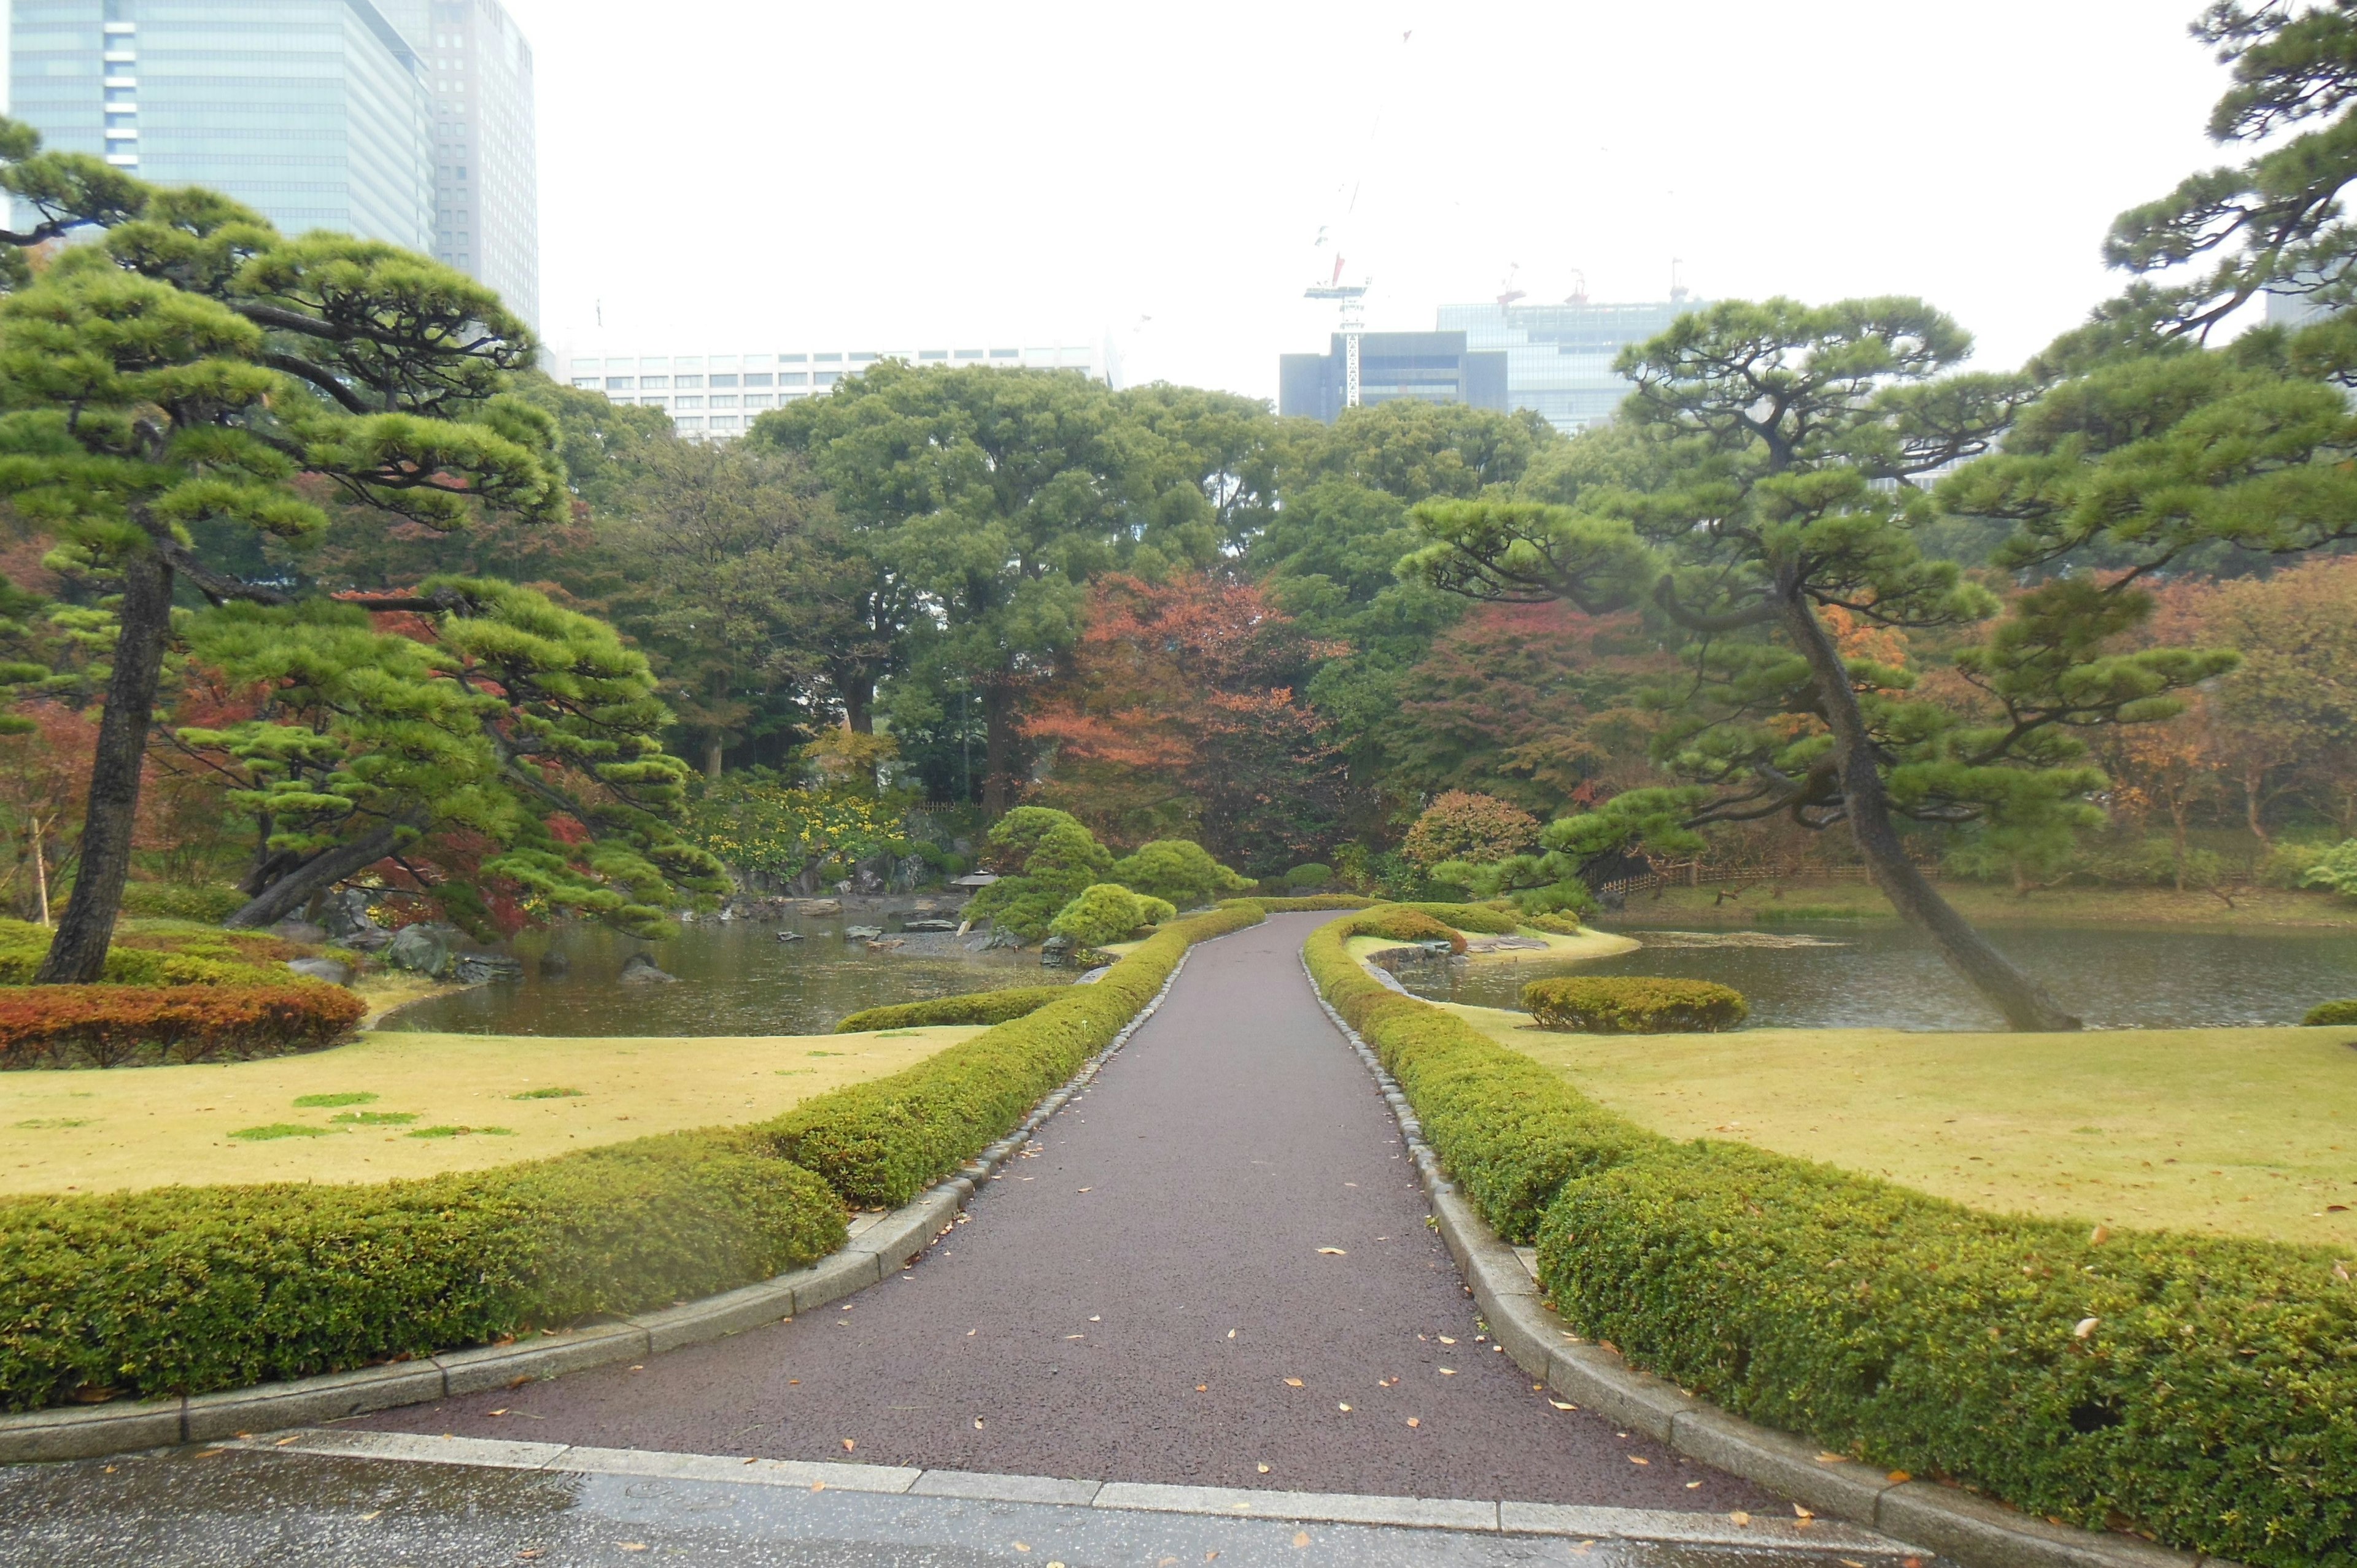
[1218,894,1372,913]
[0,1131,844,1411]
[835,986,1070,1034]
[1392,901,1523,935]
[1302,914,2355,1568]
[116,884,247,924]
[1523,976,1747,1033]
[760,904,1266,1208]
[1353,905,1467,953]
[2303,998,2357,1026]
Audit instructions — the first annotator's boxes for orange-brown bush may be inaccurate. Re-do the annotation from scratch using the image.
[0,984,366,1068]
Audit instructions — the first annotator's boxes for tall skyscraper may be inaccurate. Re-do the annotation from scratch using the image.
[8,0,539,331]
[1436,295,1709,432]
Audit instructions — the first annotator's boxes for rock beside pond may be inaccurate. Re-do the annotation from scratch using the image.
[538,949,570,976]
[384,922,463,976]
[452,952,524,985]
[1040,935,1075,967]
[285,957,352,986]
[797,898,844,917]
[618,952,678,984]
[902,918,959,933]
[269,919,330,945]
[842,925,886,941]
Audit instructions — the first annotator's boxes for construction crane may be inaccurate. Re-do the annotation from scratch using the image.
[1304,250,1372,408]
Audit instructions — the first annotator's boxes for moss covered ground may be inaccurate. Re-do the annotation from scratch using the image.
[1453,1002,2357,1248]
[0,1024,981,1195]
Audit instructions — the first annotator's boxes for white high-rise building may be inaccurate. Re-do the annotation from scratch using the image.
[554,344,1108,439]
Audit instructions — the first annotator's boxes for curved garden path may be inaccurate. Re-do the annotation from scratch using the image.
[351,912,1775,1512]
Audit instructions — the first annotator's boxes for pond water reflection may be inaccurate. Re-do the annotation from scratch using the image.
[1391,921,2357,1030]
[379,915,1059,1037]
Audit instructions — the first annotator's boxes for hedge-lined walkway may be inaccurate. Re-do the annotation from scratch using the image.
[352,913,1774,1510]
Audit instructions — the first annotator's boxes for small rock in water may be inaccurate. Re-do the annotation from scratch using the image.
[284,957,353,986]
[842,925,886,941]
[451,952,525,986]
[618,952,679,984]
[776,930,805,942]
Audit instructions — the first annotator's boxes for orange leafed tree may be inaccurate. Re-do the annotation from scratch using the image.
[1025,572,1348,868]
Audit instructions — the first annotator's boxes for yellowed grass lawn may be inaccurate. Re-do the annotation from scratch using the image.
[1451,1002,2357,1249]
[1344,927,1639,966]
[0,1024,983,1196]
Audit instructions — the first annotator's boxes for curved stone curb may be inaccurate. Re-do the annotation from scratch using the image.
[1307,952,2242,1568]
[0,937,1218,1469]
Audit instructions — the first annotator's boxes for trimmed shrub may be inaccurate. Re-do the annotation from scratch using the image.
[1355,905,1467,953]
[1394,901,1522,935]
[1302,914,2354,1567]
[0,983,366,1068]
[1522,976,1747,1033]
[1048,884,1177,948]
[1401,790,1541,869]
[759,905,1265,1208]
[2302,998,2357,1027]
[1523,911,1584,935]
[1283,863,1334,890]
[117,884,247,923]
[0,1132,844,1410]
[1219,894,1372,913]
[835,986,1071,1034]
[1107,840,1251,909]
[965,810,1114,943]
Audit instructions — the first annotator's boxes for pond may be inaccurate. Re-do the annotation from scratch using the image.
[1385,921,2357,1030]
[379,911,1059,1037]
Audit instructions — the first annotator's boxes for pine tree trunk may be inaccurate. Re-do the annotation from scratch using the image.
[36,554,174,983]
[704,733,725,778]
[224,824,403,930]
[840,677,874,735]
[981,682,1018,818]
[1776,584,2081,1031]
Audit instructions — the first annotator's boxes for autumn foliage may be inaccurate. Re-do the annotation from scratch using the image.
[1026,573,1347,868]
[0,983,365,1068]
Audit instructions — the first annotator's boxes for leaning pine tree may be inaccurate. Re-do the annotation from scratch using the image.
[0,126,717,978]
[1406,298,2250,1031]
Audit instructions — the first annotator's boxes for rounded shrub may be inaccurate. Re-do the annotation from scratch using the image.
[1283,863,1334,890]
[2302,998,2357,1026]
[1395,901,1522,935]
[117,884,247,923]
[1358,905,1467,953]
[1047,884,1177,949]
[1106,840,1250,909]
[1522,976,1747,1033]
[834,985,1072,1033]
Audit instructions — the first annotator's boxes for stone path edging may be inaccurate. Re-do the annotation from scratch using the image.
[0,942,1212,1469]
[1311,951,2242,1568]
[219,1425,1914,1556]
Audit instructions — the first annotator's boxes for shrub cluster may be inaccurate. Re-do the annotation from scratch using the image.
[1522,976,1747,1033]
[1303,915,2353,1568]
[115,884,248,924]
[834,986,1070,1034]
[2303,998,2357,1026]
[1106,840,1251,910]
[1220,894,1372,913]
[1522,911,1584,935]
[1047,883,1176,948]
[0,1131,845,1410]
[1392,900,1523,935]
[1353,905,1467,953]
[759,905,1265,1208]
[0,983,366,1068]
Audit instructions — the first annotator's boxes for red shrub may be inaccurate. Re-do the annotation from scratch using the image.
[0,984,366,1068]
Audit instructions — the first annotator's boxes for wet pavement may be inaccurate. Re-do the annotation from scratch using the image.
[0,1442,1937,1567]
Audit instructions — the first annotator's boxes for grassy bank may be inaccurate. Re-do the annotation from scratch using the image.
[0,1025,983,1195]
[1608,879,2357,930]
[1343,927,1636,966]
[1452,1005,2357,1248]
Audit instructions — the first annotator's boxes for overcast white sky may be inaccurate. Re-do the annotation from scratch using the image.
[158,3,2283,395]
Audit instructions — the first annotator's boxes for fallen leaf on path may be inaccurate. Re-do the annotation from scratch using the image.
[1404,1418,1419,1427]
[1887,1470,1910,1483]
[1013,1544,1029,1554]
[358,1512,382,1522]
[1438,1368,1457,1375]
[1065,1334,1085,1340]
[741,1458,756,1466]
[1077,1188,1091,1193]
[1283,1378,1303,1388]
[840,1439,856,1451]
[1439,1336,1456,1345]
[1728,1512,1751,1526]
[1686,1481,1701,1489]
[1291,1532,1310,1548]
[1814,1452,1846,1464]
[1257,1464,1270,1474]
[1794,1504,1814,1519]
[487,1409,509,1417]
[1337,1403,1351,1412]
[1317,1248,1346,1256]
[974,1418,985,1429]
[1227,1328,1237,1338]
[1089,1316,1100,1322]
[1627,1455,1649,1465]
[619,1547,646,1554]
[811,1482,825,1493]
[1196,1385,1207,1392]
[1548,1400,1576,1412]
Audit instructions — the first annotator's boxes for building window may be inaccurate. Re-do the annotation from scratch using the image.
[606,396,633,406]
[779,372,808,386]
[919,350,948,361]
[989,348,1019,358]
[675,416,704,430]
[743,393,775,408]
[710,415,741,430]
[673,396,703,409]
[956,349,984,359]
[780,353,808,363]
[639,396,668,410]
[813,371,840,386]
[571,377,600,389]
[814,352,841,362]
[708,373,738,388]
[709,395,738,409]
[742,373,772,387]
[604,377,633,390]
[848,353,877,362]
[638,375,668,390]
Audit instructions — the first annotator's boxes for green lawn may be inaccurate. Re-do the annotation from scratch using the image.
[1608,880,2357,930]
[1451,1003,2357,1248]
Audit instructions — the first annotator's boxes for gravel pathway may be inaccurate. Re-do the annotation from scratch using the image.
[352,913,1778,1511]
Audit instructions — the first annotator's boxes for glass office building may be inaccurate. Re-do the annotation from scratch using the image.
[11,0,435,250]
[1276,331,1509,424]
[555,345,1110,440]
[1434,297,1708,432]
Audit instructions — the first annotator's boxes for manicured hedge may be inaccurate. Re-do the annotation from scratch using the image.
[1302,914,2356,1568]
[0,983,366,1068]
[1522,976,1747,1033]
[835,986,1071,1034]
[1353,905,1468,953]
[0,1131,845,1410]
[2304,998,2357,1026]
[1393,901,1523,935]
[761,904,1266,1208]
[1219,894,1372,912]
[116,883,247,923]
